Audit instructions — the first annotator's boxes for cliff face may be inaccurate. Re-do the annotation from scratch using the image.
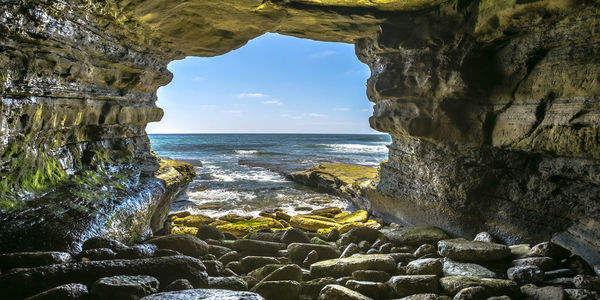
[0,0,598,261]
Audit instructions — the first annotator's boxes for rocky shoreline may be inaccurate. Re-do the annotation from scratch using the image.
[0,208,598,299]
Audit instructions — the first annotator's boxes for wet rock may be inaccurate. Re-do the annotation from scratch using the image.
[261,264,303,282]
[379,243,393,254]
[310,254,396,278]
[439,276,519,297]
[116,244,157,259]
[208,277,248,291]
[281,228,310,244]
[247,264,284,282]
[0,251,72,271]
[25,283,88,300]
[414,244,437,258]
[473,232,494,243]
[155,249,181,257]
[407,258,443,276]
[358,241,372,252]
[511,257,557,271]
[529,242,571,260]
[145,235,208,257]
[232,239,286,256]
[140,289,263,299]
[240,256,281,273]
[507,265,544,285]
[201,260,224,276]
[453,286,490,300]
[340,227,382,247]
[564,288,600,299]
[77,248,117,261]
[248,232,281,243]
[312,207,343,216]
[218,251,240,265]
[386,275,439,298]
[335,210,369,224]
[289,215,339,231]
[275,211,292,222]
[398,294,450,300]
[442,259,497,278]
[303,250,319,268]
[82,237,129,253]
[301,277,337,299]
[346,279,388,299]
[196,225,225,241]
[509,244,531,258]
[573,275,600,292]
[91,275,159,300]
[173,215,215,227]
[341,243,360,258]
[0,255,208,299]
[352,270,391,282]
[310,236,330,245]
[164,279,194,291]
[521,284,566,300]
[318,284,372,300]
[287,243,340,263]
[390,253,416,264]
[208,245,232,258]
[545,268,575,279]
[437,239,510,262]
[382,226,449,246]
[327,228,340,242]
[251,280,301,300]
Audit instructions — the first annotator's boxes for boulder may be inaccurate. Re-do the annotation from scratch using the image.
[473,232,494,243]
[573,275,600,292]
[289,215,339,231]
[507,265,544,285]
[352,270,391,282]
[310,254,396,278]
[91,275,159,300]
[24,283,88,300]
[77,248,117,261]
[196,225,225,241]
[335,210,369,224]
[280,228,310,244]
[442,259,497,278]
[208,277,248,291]
[529,242,571,260]
[201,260,224,276]
[172,215,215,227]
[406,258,443,276]
[116,244,157,259]
[453,286,490,300]
[144,235,209,257]
[140,289,263,299]
[301,277,337,299]
[232,239,286,256]
[511,257,557,271]
[0,251,72,271]
[382,227,449,246]
[340,227,382,247]
[520,284,566,300]
[341,243,360,258]
[437,239,510,262]
[82,237,129,252]
[414,244,437,258]
[287,243,340,263]
[303,250,319,268]
[164,279,194,291]
[251,280,301,300]
[260,264,303,282]
[439,276,519,297]
[386,275,439,298]
[208,245,232,258]
[345,280,388,299]
[0,255,208,299]
[240,256,281,273]
[318,284,373,300]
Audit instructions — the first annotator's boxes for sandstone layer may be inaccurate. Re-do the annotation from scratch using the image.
[0,0,598,265]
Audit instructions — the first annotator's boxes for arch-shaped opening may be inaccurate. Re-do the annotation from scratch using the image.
[147,33,390,217]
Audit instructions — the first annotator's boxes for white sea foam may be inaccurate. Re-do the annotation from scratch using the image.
[232,150,260,155]
[319,143,388,153]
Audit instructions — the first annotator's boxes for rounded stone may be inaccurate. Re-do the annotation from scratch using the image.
[91,275,159,300]
[164,279,193,292]
[281,228,310,244]
[507,265,544,285]
[196,225,225,241]
[144,234,209,257]
[407,258,443,276]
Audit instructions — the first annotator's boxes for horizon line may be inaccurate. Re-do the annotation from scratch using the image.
[147,132,389,135]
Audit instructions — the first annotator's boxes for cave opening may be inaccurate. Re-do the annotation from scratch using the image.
[146,33,391,219]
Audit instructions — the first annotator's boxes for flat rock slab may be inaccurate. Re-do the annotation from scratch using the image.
[25,283,88,300]
[439,276,519,297]
[91,275,159,300]
[0,255,208,299]
[443,259,497,278]
[141,289,264,299]
[382,227,449,246]
[437,239,510,262]
[386,275,439,298]
[310,254,395,278]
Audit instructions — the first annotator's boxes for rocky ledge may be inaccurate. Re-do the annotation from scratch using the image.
[0,208,598,299]
[0,158,195,254]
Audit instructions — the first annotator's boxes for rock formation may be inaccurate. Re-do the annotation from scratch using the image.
[0,0,598,266]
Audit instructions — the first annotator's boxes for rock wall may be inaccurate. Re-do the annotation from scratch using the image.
[0,0,598,263]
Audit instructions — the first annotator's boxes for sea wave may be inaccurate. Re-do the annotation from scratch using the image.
[230,150,280,156]
[318,143,388,153]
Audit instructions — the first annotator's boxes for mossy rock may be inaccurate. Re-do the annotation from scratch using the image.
[338,219,381,234]
[162,159,196,183]
[172,215,215,227]
[290,215,340,232]
[335,210,368,224]
[219,214,252,223]
[216,217,284,237]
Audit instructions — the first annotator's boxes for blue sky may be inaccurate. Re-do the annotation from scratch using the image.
[146,33,377,134]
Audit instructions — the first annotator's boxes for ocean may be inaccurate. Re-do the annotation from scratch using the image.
[149,134,391,217]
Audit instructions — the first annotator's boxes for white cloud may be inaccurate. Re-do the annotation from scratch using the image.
[261,100,283,106]
[237,93,267,98]
[303,113,329,118]
[310,50,335,58]
[334,107,349,111]
[223,110,242,114]
[194,76,204,81]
